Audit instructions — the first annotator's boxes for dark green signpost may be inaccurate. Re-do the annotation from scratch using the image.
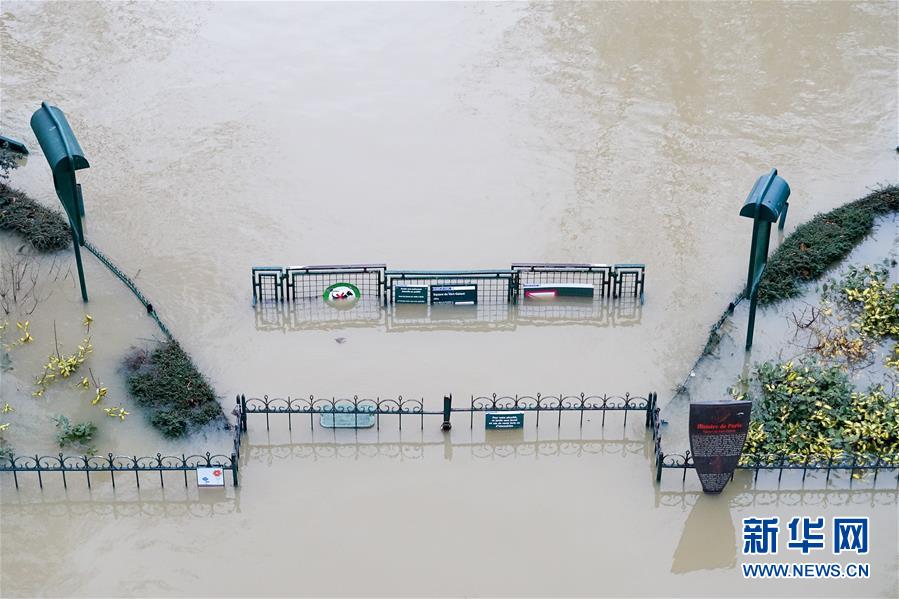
[739,168,790,349]
[30,102,90,302]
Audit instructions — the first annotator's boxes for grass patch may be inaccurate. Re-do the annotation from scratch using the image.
[123,341,225,438]
[757,185,898,305]
[0,183,71,252]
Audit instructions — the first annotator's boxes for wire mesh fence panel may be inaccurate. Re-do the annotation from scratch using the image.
[260,274,282,301]
[512,263,613,299]
[386,271,518,304]
[252,267,284,303]
[613,264,645,299]
[286,264,385,301]
[253,264,645,306]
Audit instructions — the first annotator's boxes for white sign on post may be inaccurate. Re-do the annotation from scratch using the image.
[196,467,225,488]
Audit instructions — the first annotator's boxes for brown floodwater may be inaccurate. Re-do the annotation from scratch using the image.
[1,1,897,596]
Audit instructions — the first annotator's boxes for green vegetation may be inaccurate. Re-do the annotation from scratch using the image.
[736,359,898,459]
[734,262,899,462]
[0,183,71,252]
[757,185,898,305]
[823,264,899,371]
[0,149,18,182]
[53,414,97,453]
[124,341,225,438]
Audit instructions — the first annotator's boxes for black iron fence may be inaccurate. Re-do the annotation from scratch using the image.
[650,404,899,486]
[0,450,238,490]
[6,392,896,492]
[657,449,899,487]
[251,262,647,305]
[2,402,244,491]
[239,392,658,433]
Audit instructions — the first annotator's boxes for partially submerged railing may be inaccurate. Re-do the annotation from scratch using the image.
[0,450,238,490]
[2,404,243,490]
[650,404,899,486]
[251,262,647,305]
[385,269,518,305]
[238,392,658,432]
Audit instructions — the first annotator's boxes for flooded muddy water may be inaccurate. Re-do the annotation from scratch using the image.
[1,1,897,596]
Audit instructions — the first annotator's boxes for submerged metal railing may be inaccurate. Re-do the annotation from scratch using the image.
[251,262,647,305]
[0,450,238,490]
[83,240,173,340]
[239,392,658,432]
[650,404,899,486]
[2,403,244,490]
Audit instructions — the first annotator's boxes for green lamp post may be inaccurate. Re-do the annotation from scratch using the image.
[739,168,790,349]
[30,102,90,302]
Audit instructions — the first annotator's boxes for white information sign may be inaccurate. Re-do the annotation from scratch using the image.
[196,466,225,488]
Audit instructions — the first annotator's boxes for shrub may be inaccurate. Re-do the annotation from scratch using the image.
[123,341,225,438]
[0,183,71,252]
[53,414,97,453]
[0,149,18,181]
[738,359,899,459]
[822,264,899,371]
[757,186,899,305]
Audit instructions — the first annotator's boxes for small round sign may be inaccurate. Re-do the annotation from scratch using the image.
[323,282,361,309]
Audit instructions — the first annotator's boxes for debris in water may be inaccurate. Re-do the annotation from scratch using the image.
[335,337,347,344]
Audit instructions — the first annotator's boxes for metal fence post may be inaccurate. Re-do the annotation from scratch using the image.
[441,395,452,431]
[241,394,248,432]
[232,453,239,487]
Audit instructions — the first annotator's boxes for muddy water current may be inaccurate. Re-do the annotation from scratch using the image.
[1,2,897,596]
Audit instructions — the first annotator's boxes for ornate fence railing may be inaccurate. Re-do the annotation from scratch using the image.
[241,395,433,431]
[3,399,244,491]
[651,406,899,486]
[0,451,237,490]
[466,392,655,428]
[657,450,899,485]
[239,392,658,432]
